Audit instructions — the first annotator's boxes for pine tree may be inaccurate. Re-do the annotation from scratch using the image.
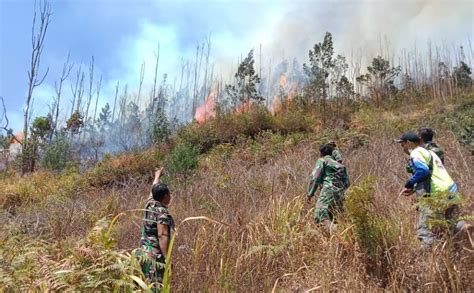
[303,32,335,124]
[356,56,401,107]
[453,61,472,89]
[225,49,263,111]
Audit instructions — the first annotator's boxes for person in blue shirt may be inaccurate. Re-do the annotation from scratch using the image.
[395,132,460,246]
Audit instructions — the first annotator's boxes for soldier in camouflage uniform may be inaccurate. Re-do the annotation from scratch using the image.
[419,127,445,163]
[307,144,350,228]
[139,167,175,288]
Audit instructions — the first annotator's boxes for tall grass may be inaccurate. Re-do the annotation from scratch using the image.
[0,96,472,291]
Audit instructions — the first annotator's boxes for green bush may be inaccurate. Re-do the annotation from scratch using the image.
[150,109,171,144]
[0,230,46,291]
[165,142,200,175]
[345,176,398,280]
[436,95,474,153]
[41,136,74,172]
[273,109,312,134]
[177,106,315,153]
[177,122,219,153]
[346,177,397,258]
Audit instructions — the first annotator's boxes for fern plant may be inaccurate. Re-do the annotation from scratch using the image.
[41,215,151,292]
[345,176,398,283]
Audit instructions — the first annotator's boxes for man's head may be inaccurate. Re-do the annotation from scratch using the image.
[320,143,335,157]
[152,183,171,205]
[394,132,421,154]
[418,127,435,144]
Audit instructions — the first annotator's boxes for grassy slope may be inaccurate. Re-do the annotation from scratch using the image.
[0,94,473,291]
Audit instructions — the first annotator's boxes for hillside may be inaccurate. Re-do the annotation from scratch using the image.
[0,94,473,291]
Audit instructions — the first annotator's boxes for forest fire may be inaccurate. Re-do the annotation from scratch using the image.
[235,100,250,114]
[270,98,282,114]
[279,74,287,89]
[270,74,288,115]
[194,90,217,123]
[269,74,302,114]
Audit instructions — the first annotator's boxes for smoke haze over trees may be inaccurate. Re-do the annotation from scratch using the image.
[0,0,473,172]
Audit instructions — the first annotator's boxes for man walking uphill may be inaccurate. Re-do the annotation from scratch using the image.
[405,127,445,174]
[307,143,350,230]
[395,132,459,247]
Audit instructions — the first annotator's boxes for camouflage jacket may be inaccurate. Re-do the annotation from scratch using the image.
[423,141,444,164]
[307,155,350,197]
[140,197,175,254]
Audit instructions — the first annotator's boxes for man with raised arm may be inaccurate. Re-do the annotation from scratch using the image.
[139,167,175,288]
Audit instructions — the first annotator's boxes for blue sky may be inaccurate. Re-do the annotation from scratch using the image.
[1,0,472,132]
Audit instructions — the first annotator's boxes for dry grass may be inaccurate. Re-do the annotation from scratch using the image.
[154,127,472,292]
[0,101,473,292]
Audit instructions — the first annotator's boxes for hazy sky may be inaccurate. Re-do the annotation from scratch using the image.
[1,0,472,132]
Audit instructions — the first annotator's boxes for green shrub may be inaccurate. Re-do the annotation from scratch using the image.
[150,109,171,144]
[41,136,74,172]
[345,176,398,283]
[273,109,312,134]
[46,217,148,291]
[165,142,200,175]
[0,230,46,291]
[177,106,313,153]
[435,95,474,153]
[177,122,219,153]
[346,177,397,259]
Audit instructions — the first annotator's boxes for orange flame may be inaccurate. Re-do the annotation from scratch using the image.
[279,74,287,89]
[9,131,24,145]
[235,100,250,114]
[195,90,217,123]
[270,98,282,115]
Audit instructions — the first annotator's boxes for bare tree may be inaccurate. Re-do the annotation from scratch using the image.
[202,35,212,103]
[92,75,102,122]
[76,72,85,113]
[196,43,205,102]
[22,0,52,174]
[118,84,128,127]
[151,44,160,109]
[179,58,185,93]
[137,61,146,105]
[84,56,95,125]
[0,97,17,141]
[70,66,84,117]
[52,52,73,138]
[185,60,191,118]
[23,0,51,144]
[0,96,20,175]
[192,43,200,116]
[112,81,120,122]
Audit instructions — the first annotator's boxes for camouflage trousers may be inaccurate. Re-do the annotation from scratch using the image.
[417,204,461,246]
[137,245,166,288]
[314,188,345,223]
[416,189,461,246]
